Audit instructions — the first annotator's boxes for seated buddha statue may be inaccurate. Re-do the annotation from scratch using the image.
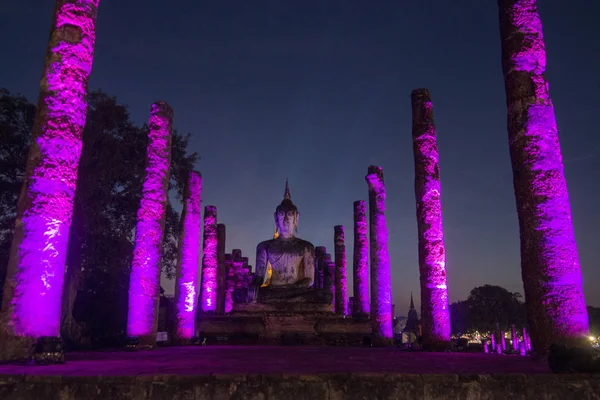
[246,181,329,304]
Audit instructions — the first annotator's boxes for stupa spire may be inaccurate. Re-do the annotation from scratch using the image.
[284,178,291,200]
[410,292,415,310]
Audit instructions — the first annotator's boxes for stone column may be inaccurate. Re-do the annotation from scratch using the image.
[126,101,173,347]
[411,88,451,350]
[322,254,335,309]
[216,223,226,314]
[522,327,530,352]
[199,206,218,313]
[315,246,327,289]
[0,0,101,361]
[224,254,234,313]
[353,200,370,317]
[498,0,588,356]
[173,171,202,342]
[511,324,518,352]
[334,226,348,315]
[366,165,393,346]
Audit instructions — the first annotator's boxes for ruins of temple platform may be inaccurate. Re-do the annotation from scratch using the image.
[196,306,372,346]
[1,346,594,400]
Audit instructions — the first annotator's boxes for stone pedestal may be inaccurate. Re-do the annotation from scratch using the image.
[196,301,371,346]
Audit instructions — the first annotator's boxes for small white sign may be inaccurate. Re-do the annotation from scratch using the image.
[156,332,168,342]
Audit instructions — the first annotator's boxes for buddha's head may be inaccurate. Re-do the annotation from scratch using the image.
[274,180,299,239]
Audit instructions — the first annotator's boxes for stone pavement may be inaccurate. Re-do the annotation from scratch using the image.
[0,346,550,376]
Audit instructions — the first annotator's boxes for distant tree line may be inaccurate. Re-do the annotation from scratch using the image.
[450,284,600,337]
[0,88,198,348]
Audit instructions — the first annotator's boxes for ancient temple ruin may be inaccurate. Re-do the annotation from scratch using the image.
[0,0,591,365]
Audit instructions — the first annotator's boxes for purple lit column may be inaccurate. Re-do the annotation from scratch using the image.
[173,171,202,341]
[334,226,348,315]
[0,0,101,359]
[511,324,518,352]
[366,165,393,346]
[216,223,226,314]
[126,101,173,346]
[224,254,234,313]
[200,206,218,313]
[353,200,370,316]
[498,0,588,356]
[411,88,451,350]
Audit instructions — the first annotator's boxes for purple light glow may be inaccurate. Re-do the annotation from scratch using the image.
[411,88,451,347]
[498,0,588,354]
[200,206,218,313]
[511,325,518,352]
[0,0,100,339]
[366,165,393,345]
[334,226,348,315]
[522,327,531,352]
[519,341,527,356]
[352,201,370,316]
[127,101,173,342]
[174,171,202,340]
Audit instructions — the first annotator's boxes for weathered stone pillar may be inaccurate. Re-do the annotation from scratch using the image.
[498,0,588,356]
[322,254,335,309]
[522,327,531,352]
[0,0,101,361]
[126,101,173,347]
[173,171,202,342]
[352,200,370,317]
[334,226,348,315]
[315,246,327,289]
[411,88,451,350]
[224,254,234,313]
[511,324,518,352]
[199,206,218,313]
[231,250,245,303]
[216,223,226,314]
[366,165,393,346]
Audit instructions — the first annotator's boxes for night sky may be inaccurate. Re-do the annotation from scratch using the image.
[1,1,599,313]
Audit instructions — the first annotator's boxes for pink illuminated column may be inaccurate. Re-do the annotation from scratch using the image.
[353,201,370,317]
[411,88,451,350]
[173,171,202,341]
[498,0,588,356]
[334,226,348,315]
[126,101,173,346]
[0,0,100,359]
[366,165,393,346]
[216,223,226,314]
[200,206,218,313]
[224,254,234,313]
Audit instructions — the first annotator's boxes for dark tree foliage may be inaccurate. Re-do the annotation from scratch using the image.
[0,89,34,306]
[450,285,527,335]
[0,89,198,347]
[588,306,600,336]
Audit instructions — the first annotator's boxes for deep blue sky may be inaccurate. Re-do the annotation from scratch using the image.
[1,1,599,312]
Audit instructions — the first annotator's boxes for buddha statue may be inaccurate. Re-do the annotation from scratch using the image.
[246,181,328,304]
